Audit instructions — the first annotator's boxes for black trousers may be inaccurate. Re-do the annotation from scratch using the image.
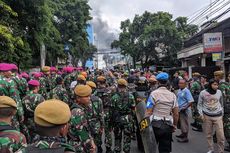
[152,121,173,153]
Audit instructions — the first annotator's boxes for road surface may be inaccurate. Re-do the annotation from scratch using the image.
[131,123,229,153]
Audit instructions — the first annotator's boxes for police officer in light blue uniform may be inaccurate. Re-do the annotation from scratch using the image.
[146,72,179,153]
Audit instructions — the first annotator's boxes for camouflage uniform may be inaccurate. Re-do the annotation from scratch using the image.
[3,77,24,131]
[96,87,113,152]
[86,95,104,152]
[49,84,69,105]
[219,81,230,146]
[50,74,58,90]
[20,78,28,98]
[111,90,136,153]
[64,73,73,92]
[68,103,94,153]
[19,135,75,153]
[190,80,203,130]
[22,91,45,142]
[39,75,51,99]
[0,121,27,152]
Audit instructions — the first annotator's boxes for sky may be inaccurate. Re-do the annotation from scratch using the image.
[87,0,218,49]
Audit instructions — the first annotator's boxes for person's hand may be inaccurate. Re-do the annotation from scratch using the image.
[199,115,204,121]
[172,125,177,132]
[99,127,104,134]
[90,140,96,153]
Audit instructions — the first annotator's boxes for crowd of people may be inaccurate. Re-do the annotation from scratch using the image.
[0,63,229,153]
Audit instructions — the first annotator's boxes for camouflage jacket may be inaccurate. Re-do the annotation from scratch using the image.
[19,135,75,153]
[68,104,93,153]
[86,95,104,135]
[219,81,230,114]
[64,74,73,91]
[22,91,45,120]
[190,80,203,95]
[22,91,45,133]
[50,74,58,90]
[95,88,112,110]
[49,85,69,104]
[39,75,52,99]
[111,91,135,127]
[20,78,28,98]
[0,122,27,152]
[2,77,24,127]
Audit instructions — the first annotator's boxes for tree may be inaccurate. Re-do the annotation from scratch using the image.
[112,11,198,68]
[0,0,31,69]
[53,0,92,66]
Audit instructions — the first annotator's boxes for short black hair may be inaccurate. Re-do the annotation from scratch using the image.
[158,80,168,85]
[35,124,65,135]
[28,84,37,91]
[0,107,16,118]
[56,77,63,85]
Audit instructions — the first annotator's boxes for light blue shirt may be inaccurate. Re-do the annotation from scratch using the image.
[177,88,194,110]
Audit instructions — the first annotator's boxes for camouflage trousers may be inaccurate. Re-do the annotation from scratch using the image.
[192,102,203,127]
[114,125,132,153]
[92,132,103,152]
[104,110,112,152]
[224,114,230,144]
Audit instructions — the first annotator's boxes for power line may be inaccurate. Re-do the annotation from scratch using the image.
[195,0,230,26]
[201,6,230,28]
[188,0,224,24]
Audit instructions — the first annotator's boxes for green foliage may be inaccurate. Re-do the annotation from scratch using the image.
[112,11,198,68]
[0,0,93,68]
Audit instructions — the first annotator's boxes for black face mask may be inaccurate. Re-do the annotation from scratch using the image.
[206,79,218,95]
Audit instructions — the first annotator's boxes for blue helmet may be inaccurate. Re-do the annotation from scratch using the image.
[156,72,169,81]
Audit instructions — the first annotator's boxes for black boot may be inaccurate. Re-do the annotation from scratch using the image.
[97,146,103,153]
[225,146,230,152]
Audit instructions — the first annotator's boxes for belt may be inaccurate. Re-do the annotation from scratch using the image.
[150,115,172,122]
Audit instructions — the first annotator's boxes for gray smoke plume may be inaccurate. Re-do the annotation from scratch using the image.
[88,0,119,50]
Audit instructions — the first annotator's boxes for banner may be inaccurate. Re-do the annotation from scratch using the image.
[212,53,222,62]
[203,32,223,53]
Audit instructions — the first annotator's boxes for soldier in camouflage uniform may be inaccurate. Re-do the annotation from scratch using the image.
[63,67,74,92]
[77,75,86,85]
[68,85,96,153]
[190,72,203,132]
[0,96,27,152]
[20,99,75,153]
[214,71,230,151]
[22,80,45,143]
[49,77,69,105]
[39,66,52,99]
[0,63,24,131]
[50,66,58,90]
[111,79,136,153]
[86,81,104,153]
[96,76,113,152]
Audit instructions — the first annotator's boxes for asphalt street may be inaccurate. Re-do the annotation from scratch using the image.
[131,121,229,153]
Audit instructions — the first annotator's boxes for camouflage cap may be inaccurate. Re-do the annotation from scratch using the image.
[0,96,17,108]
[97,76,106,82]
[117,79,128,86]
[74,85,92,97]
[77,75,86,81]
[86,81,97,88]
[34,99,71,127]
[214,70,224,76]
[41,66,50,72]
